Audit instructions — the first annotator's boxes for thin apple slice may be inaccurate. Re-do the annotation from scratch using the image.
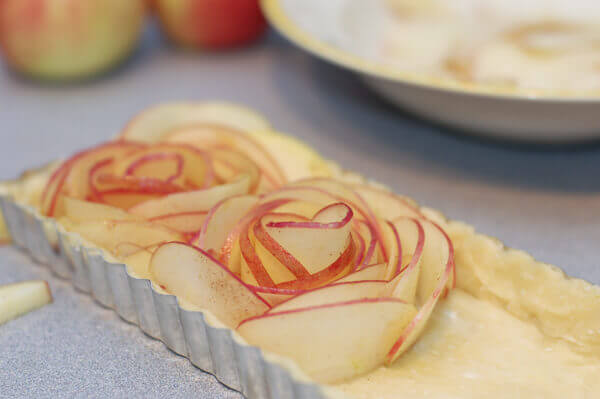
[352,185,421,220]
[41,142,145,216]
[119,102,271,143]
[247,224,300,285]
[385,218,425,302]
[111,143,211,189]
[122,249,154,279]
[63,143,145,201]
[416,220,454,303]
[150,243,270,328]
[353,219,379,268]
[63,197,139,223]
[0,214,10,245]
[193,194,258,251]
[114,241,161,258]
[0,281,52,325]
[284,179,389,262]
[260,203,353,275]
[147,211,207,233]
[166,126,284,188]
[238,298,417,383]
[380,221,402,279]
[94,190,163,209]
[336,263,387,283]
[385,219,454,364]
[270,281,388,312]
[68,220,183,255]
[128,175,251,218]
[247,285,300,307]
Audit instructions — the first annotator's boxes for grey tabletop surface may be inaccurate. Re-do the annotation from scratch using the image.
[1,22,599,399]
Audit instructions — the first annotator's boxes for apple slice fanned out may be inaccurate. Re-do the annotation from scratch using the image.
[193,194,259,252]
[150,242,270,328]
[384,217,425,303]
[119,102,271,143]
[147,211,207,234]
[165,127,284,189]
[335,263,387,283]
[237,298,417,383]
[269,281,388,312]
[41,142,145,216]
[63,197,139,223]
[68,220,183,256]
[0,281,52,325]
[257,203,353,276]
[128,174,251,219]
[385,219,455,364]
[351,184,421,220]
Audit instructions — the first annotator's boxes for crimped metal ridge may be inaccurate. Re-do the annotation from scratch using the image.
[0,195,333,399]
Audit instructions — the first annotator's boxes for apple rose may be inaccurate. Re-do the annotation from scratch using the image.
[149,178,455,383]
[41,127,285,256]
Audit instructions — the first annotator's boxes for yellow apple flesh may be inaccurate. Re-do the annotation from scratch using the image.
[0,280,52,325]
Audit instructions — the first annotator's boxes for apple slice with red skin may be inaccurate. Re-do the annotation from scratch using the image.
[41,141,145,216]
[335,263,387,283]
[114,241,160,258]
[237,298,416,383]
[246,285,301,306]
[62,196,139,223]
[380,221,402,280]
[272,239,356,291]
[218,198,292,265]
[268,281,388,313]
[119,102,271,144]
[165,125,285,188]
[192,194,258,251]
[210,149,263,192]
[147,211,207,233]
[385,219,455,364]
[283,179,389,262]
[68,220,183,256]
[259,203,353,275]
[92,190,163,209]
[384,217,425,303]
[353,219,379,269]
[111,143,213,190]
[150,242,270,328]
[241,217,357,290]
[352,184,421,220]
[129,174,251,218]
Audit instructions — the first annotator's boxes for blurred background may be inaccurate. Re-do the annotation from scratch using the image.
[0,1,599,397]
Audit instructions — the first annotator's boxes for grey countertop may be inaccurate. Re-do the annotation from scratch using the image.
[1,22,599,399]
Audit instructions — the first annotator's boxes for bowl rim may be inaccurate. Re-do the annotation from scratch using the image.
[261,0,600,103]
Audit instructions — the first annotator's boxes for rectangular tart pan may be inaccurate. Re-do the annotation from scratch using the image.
[0,190,344,399]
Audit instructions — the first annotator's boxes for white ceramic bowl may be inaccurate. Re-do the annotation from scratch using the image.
[262,0,600,143]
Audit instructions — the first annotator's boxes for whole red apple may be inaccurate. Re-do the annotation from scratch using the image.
[155,0,267,49]
[0,0,146,80]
